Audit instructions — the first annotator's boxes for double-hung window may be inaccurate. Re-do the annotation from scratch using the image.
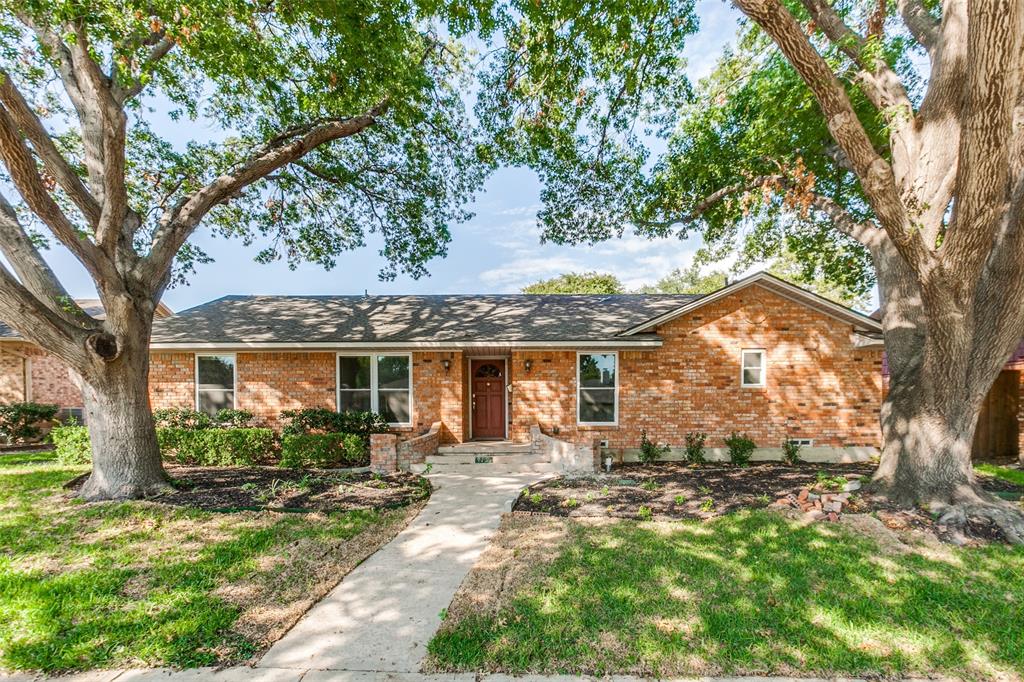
[577,352,618,425]
[741,349,766,387]
[337,354,412,425]
[196,354,236,415]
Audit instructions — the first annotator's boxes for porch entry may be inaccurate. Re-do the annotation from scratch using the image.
[470,358,506,440]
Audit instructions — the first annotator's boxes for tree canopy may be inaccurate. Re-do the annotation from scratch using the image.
[522,271,624,294]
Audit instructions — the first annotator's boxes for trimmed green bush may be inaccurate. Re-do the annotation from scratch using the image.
[0,402,59,443]
[724,432,756,466]
[158,427,275,466]
[50,425,91,464]
[279,432,367,468]
[280,407,389,438]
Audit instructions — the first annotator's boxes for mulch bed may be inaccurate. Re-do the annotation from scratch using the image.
[66,465,431,513]
[514,462,1024,544]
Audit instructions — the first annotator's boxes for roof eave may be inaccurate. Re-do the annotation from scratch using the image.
[149,338,664,350]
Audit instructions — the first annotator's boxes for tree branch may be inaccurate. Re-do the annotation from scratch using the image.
[0,101,116,284]
[112,35,176,103]
[144,103,388,290]
[0,70,101,226]
[897,0,940,51]
[939,0,1023,283]
[0,192,85,320]
[642,174,882,247]
[733,0,933,276]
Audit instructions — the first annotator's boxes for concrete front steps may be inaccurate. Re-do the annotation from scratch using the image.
[411,442,556,474]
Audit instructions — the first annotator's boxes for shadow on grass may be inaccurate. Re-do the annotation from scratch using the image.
[428,512,1024,678]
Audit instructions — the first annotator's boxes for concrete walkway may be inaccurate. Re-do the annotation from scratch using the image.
[256,469,548,673]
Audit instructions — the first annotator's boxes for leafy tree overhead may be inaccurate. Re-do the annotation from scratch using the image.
[635,264,726,295]
[522,271,624,294]
[485,0,1024,540]
[0,0,492,500]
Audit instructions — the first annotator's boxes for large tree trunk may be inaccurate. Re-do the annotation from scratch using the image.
[77,308,171,501]
[870,246,1024,544]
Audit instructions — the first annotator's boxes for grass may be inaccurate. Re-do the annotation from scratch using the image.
[976,463,1024,488]
[0,452,414,673]
[428,513,1024,680]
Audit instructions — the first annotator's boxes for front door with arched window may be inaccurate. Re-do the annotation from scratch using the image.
[471,359,505,439]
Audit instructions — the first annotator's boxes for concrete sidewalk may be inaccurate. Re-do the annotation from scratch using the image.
[256,469,547,672]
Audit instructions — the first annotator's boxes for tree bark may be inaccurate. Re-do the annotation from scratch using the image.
[77,314,170,501]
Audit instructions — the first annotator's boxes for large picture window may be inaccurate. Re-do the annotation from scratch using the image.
[196,354,236,416]
[337,354,412,425]
[578,352,617,425]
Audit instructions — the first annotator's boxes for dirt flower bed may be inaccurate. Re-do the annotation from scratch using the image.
[514,462,1024,544]
[66,465,430,512]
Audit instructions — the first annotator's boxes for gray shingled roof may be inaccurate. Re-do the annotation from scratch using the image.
[0,299,106,339]
[150,294,701,345]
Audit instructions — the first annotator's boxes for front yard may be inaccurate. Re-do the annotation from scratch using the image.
[427,463,1024,681]
[0,452,428,673]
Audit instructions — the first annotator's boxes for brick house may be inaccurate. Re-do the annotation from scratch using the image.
[0,300,173,420]
[145,272,889,463]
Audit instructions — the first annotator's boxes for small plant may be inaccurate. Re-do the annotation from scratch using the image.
[674,494,687,505]
[638,429,670,464]
[698,485,713,496]
[529,493,543,504]
[724,432,756,466]
[700,498,715,513]
[637,505,653,520]
[757,494,771,506]
[684,431,707,464]
[601,485,610,496]
[640,480,661,491]
[815,471,846,491]
[782,440,802,465]
[584,492,595,502]
[562,497,580,509]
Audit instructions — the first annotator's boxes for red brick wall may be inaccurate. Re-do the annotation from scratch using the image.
[29,348,83,407]
[510,285,884,450]
[411,352,464,443]
[237,352,336,428]
[0,345,27,403]
[149,352,195,410]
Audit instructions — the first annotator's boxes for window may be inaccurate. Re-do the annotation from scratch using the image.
[788,438,814,447]
[578,352,617,424]
[741,349,766,387]
[337,354,412,425]
[196,354,236,415]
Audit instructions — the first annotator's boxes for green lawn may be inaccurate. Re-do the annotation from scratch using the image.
[976,463,1024,488]
[0,452,414,673]
[428,513,1024,680]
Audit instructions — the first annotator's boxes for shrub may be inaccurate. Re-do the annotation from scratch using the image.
[279,432,367,468]
[51,425,91,464]
[212,409,255,428]
[158,428,275,466]
[782,440,802,465]
[153,408,212,430]
[684,431,706,464]
[638,429,670,463]
[724,432,756,466]
[0,402,59,443]
[280,407,389,437]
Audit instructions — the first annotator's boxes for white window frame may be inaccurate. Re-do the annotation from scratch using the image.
[336,352,413,427]
[740,349,766,388]
[195,353,237,413]
[576,351,619,426]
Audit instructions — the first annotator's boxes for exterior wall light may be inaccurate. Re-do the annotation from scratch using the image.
[524,359,534,373]
[441,358,451,373]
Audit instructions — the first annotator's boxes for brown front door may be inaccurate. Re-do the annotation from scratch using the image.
[972,369,1020,462]
[471,359,505,439]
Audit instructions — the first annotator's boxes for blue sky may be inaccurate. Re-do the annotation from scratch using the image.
[46,0,746,313]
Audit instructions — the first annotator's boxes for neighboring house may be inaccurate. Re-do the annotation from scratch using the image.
[0,300,173,420]
[146,272,887,461]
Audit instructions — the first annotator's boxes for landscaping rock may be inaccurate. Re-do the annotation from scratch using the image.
[843,480,862,492]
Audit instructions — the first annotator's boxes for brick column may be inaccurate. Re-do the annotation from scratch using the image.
[370,433,398,473]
